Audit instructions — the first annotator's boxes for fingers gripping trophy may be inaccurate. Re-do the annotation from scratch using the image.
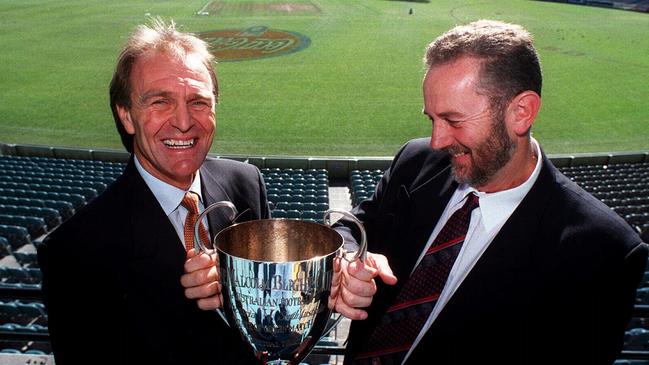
[194,201,367,364]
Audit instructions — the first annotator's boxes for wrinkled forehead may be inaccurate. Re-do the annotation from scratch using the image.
[422,58,491,115]
[131,50,214,93]
[423,58,483,97]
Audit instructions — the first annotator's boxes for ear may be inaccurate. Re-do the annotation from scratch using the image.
[116,104,136,135]
[507,91,541,137]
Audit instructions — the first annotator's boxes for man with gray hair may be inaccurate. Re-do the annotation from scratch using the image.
[38,19,268,364]
[332,20,647,364]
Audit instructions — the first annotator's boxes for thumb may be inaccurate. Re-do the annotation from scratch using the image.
[347,259,378,282]
[185,248,197,260]
[368,253,397,285]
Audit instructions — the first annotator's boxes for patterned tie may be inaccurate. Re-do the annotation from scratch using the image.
[354,193,480,364]
[181,191,210,251]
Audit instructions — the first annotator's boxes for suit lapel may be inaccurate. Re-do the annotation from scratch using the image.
[199,162,236,242]
[386,163,458,290]
[123,159,185,262]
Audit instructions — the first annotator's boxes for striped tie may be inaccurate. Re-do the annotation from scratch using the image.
[354,193,479,364]
[181,191,210,251]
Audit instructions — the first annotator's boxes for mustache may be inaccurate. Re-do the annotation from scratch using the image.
[442,145,470,156]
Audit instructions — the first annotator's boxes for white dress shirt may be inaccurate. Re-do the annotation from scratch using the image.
[403,138,543,363]
[134,156,208,249]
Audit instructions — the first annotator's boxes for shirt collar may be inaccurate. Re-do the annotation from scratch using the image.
[134,155,203,216]
[455,137,543,232]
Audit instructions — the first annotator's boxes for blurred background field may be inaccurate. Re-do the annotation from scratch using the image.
[0,0,647,156]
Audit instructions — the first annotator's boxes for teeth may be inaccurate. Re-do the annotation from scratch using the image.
[453,152,467,157]
[163,139,195,148]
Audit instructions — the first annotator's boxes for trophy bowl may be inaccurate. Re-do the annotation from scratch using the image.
[194,202,366,365]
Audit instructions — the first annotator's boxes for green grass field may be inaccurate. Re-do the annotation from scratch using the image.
[1,0,648,156]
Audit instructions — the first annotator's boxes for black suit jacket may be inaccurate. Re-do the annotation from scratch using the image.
[38,157,270,364]
[338,138,647,365]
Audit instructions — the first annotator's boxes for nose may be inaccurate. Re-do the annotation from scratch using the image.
[430,120,452,150]
[171,103,193,132]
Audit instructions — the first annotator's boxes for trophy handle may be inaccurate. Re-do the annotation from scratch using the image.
[323,209,367,262]
[193,200,237,328]
[193,201,238,255]
[320,209,368,341]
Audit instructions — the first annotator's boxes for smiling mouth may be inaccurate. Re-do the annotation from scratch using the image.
[447,146,470,159]
[163,139,195,149]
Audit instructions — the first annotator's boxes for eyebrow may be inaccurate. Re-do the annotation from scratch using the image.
[138,90,172,104]
[422,109,464,120]
[138,90,214,104]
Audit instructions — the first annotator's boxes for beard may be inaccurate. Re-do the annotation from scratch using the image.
[447,116,515,188]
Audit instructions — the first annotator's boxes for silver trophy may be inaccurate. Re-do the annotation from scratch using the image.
[194,201,367,364]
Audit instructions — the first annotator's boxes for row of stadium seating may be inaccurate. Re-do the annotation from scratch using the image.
[350,169,383,205]
[0,155,125,356]
[262,167,330,223]
[560,163,649,234]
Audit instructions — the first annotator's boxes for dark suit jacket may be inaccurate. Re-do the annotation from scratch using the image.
[337,138,647,365]
[38,157,270,364]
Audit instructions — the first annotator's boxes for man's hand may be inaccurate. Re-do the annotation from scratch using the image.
[181,249,222,310]
[328,252,397,320]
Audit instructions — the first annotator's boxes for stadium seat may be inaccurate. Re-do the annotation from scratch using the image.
[0,215,47,237]
[267,193,280,204]
[13,323,47,334]
[25,349,47,355]
[636,287,649,305]
[41,200,74,221]
[0,348,21,354]
[285,210,301,219]
[0,181,30,191]
[0,225,31,250]
[0,188,85,210]
[0,205,62,229]
[302,202,318,212]
[13,252,38,268]
[301,210,319,221]
[4,267,41,286]
[0,302,19,324]
[614,360,649,365]
[278,194,298,203]
[2,267,31,285]
[12,301,47,327]
[275,202,291,211]
[31,183,98,200]
[1,175,108,194]
[287,202,304,211]
[0,237,11,258]
[625,328,649,350]
[272,209,287,218]
[316,202,328,213]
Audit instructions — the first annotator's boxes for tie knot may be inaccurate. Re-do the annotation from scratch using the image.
[181,192,200,214]
[465,193,480,211]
